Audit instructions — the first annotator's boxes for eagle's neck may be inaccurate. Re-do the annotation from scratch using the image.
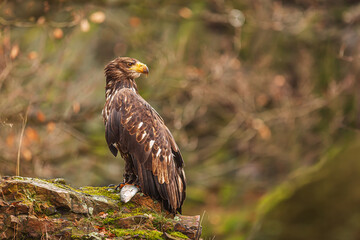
[105,75,138,100]
[103,75,138,124]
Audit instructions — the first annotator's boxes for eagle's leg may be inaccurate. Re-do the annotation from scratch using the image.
[119,157,143,192]
[114,182,125,191]
[123,156,137,184]
[114,156,137,191]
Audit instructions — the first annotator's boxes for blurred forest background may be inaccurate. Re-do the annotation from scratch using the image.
[2,0,360,239]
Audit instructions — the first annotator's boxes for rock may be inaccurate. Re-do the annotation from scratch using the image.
[5,215,20,229]
[0,176,201,239]
[174,215,202,239]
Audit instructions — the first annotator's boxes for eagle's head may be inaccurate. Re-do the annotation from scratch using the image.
[105,57,149,80]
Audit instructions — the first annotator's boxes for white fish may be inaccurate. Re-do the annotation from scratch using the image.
[120,184,139,203]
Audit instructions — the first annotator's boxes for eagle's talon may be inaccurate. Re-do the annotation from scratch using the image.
[114,182,126,191]
[134,183,141,192]
[124,183,142,192]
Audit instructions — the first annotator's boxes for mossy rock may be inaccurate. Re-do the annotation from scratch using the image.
[0,176,201,239]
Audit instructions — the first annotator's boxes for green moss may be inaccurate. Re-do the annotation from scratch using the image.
[42,179,122,203]
[50,213,62,219]
[102,216,120,225]
[101,212,150,225]
[123,201,136,208]
[152,213,174,231]
[129,205,151,214]
[51,178,67,185]
[79,186,120,201]
[107,209,115,214]
[167,231,189,239]
[112,229,164,239]
[71,227,87,239]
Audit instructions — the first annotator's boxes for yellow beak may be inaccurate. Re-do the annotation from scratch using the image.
[130,62,149,75]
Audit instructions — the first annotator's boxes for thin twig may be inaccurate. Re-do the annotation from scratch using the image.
[16,105,30,176]
[196,210,206,239]
[0,16,82,28]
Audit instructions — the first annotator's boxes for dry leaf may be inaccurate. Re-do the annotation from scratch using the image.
[28,51,38,60]
[252,118,271,140]
[129,17,141,27]
[22,148,32,161]
[53,28,63,39]
[47,122,56,133]
[37,16,46,25]
[179,7,192,19]
[90,11,105,23]
[10,44,19,59]
[43,1,50,12]
[25,127,39,142]
[258,125,271,140]
[273,75,286,87]
[36,111,46,122]
[4,7,13,16]
[80,19,90,32]
[256,94,269,107]
[73,102,80,113]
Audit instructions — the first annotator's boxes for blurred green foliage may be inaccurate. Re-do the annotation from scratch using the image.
[251,133,360,240]
[1,0,360,238]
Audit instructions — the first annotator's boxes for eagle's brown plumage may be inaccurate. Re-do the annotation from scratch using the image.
[102,57,186,213]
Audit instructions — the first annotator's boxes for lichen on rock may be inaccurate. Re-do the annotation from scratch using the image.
[0,176,201,239]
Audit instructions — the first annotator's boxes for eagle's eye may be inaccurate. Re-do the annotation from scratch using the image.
[127,62,134,67]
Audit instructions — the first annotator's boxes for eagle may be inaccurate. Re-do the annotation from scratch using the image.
[102,57,186,213]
